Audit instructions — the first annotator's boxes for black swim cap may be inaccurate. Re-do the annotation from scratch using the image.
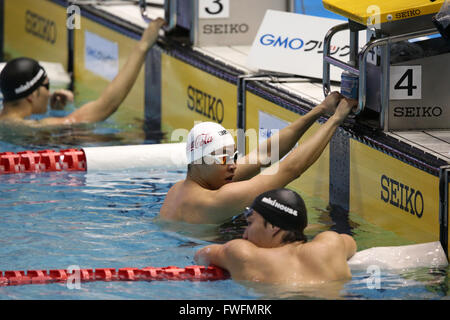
[250,188,307,232]
[0,57,47,102]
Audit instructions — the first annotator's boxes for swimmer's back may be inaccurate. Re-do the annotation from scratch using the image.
[160,180,209,223]
[226,233,353,284]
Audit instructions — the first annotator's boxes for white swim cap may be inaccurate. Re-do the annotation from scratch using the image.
[186,122,235,164]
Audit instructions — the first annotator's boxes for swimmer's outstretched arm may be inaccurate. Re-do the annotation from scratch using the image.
[233,92,343,181]
[202,98,356,223]
[38,18,166,126]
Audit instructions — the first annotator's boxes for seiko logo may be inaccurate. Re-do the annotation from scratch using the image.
[259,34,304,50]
[380,175,423,218]
[393,106,443,118]
[187,85,225,124]
[25,10,57,44]
[395,9,421,20]
[203,23,249,35]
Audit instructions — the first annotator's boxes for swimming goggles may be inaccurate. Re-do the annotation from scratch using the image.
[243,207,253,218]
[205,151,238,165]
[41,81,50,90]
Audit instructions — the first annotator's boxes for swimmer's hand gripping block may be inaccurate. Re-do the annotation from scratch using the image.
[0,265,229,287]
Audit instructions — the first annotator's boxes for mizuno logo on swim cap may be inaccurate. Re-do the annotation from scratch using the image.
[14,68,45,95]
[261,197,298,216]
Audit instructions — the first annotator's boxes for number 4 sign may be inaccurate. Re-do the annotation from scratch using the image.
[390,66,422,100]
[199,0,230,19]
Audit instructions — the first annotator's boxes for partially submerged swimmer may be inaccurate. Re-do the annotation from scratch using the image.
[0,18,165,127]
[195,188,357,284]
[160,93,356,224]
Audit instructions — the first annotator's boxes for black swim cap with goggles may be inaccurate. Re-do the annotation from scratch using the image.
[245,188,308,232]
[0,57,48,102]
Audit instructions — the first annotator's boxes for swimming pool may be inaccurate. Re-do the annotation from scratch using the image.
[0,2,448,299]
[0,151,448,299]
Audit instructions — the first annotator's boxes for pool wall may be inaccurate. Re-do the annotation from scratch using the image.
[2,0,68,69]
[0,0,4,62]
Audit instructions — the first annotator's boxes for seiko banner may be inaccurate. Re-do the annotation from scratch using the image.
[247,10,365,81]
[195,0,288,46]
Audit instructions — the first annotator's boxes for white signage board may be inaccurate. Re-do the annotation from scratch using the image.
[258,111,295,163]
[247,10,365,81]
[84,30,119,81]
[196,0,287,46]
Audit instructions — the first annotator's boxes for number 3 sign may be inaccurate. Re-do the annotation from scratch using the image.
[199,0,230,19]
[390,65,422,100]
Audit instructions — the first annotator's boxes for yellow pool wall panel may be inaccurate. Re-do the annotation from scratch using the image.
[350,140,440,243]
[73,14,145,125]
[245,92,330,202]
[161,53,237,140]
[3,0,68,69]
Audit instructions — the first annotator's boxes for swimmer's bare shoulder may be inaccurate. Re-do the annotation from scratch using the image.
[298,231,356,278]
[161,180,235,224]
[160,180,212,223]
[160,180,183,220]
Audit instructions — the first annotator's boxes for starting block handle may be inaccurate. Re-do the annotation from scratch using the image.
[322,22,360,96]
[140,0,177,32]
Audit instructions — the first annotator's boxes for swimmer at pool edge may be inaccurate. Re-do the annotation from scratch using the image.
[0,18,166,127]
[194,188,357,284]
[160,92,356,224]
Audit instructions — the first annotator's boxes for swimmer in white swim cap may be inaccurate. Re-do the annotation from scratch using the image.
[186,121,237,166]
[160,92,357,224]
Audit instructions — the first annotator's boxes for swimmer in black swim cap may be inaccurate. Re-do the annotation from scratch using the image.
[195,188,357,285]
[0,18,165,127]
[243,188,308,246]
[0,57,74,122]
[0,57,48,103]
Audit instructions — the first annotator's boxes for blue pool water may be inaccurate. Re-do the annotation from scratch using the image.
[0,102,449,300]
[0,157,448,299]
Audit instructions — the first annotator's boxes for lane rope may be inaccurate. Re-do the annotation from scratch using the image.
[0,265,229,286]
[0,143,188,175]
[0,149,86,174]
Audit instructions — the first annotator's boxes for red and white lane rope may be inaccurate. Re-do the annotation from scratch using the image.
[0,265,229,287]
[0,143,187,174]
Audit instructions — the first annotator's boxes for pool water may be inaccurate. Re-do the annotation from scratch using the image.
[0,165,448,299]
